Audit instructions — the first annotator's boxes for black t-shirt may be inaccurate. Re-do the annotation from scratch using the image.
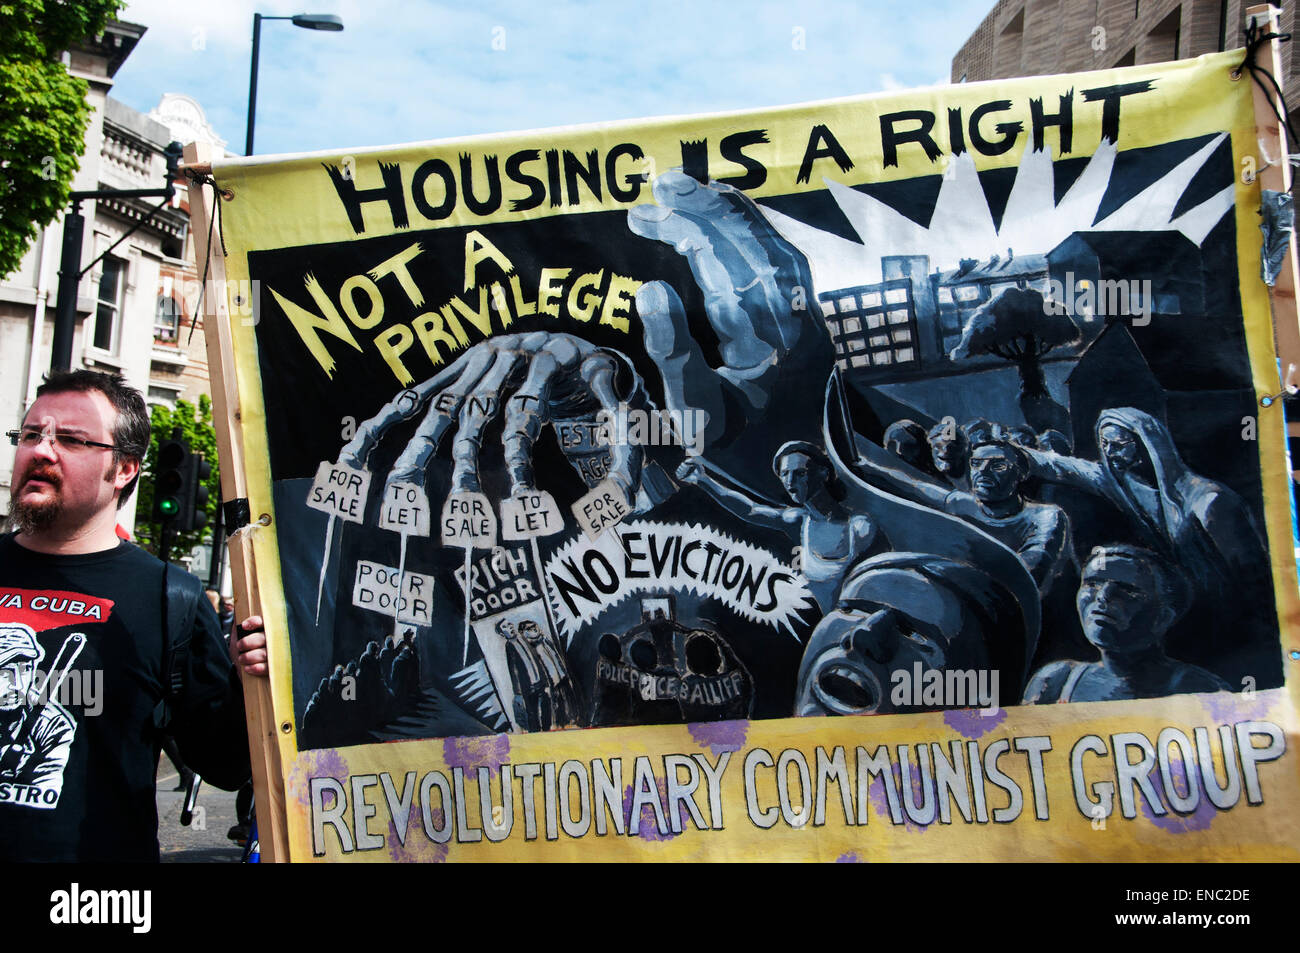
[0,534,250,862]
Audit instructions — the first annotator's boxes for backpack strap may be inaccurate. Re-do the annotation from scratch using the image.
[154,562,203,732]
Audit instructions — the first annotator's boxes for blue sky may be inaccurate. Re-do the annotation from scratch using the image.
[112,0,993,156]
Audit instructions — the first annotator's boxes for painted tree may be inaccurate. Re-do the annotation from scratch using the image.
[949,286,1079,433]
[135,396,221,563]
[0,0,123,279]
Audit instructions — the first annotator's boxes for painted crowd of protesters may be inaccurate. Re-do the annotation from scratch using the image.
[858,408,1274,703]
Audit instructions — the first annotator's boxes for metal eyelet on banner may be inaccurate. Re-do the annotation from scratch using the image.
[1259,364,1297,406]
[226,510,271,540]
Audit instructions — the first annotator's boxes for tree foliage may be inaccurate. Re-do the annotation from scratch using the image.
[135,396,221,563]
[0,0,124,279]
[949,286,1081,399]
[950,287,1081,361]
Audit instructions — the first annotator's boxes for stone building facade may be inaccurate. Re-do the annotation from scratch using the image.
[0,21,227,533]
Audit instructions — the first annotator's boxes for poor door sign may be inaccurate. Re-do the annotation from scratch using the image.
[352,560,435,626]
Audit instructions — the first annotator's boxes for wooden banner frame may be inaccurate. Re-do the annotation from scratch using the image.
[184,140,288,862]
[1247,5,1300,376]
[1245,5,1300,492]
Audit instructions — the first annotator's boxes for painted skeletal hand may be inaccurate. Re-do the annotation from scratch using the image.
[338,174,832,506]
[337,330,643,501]
[628,171,835,485]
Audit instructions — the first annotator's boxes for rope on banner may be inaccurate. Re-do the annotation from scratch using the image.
[182,172,232,345]
[1236,19,1299,153]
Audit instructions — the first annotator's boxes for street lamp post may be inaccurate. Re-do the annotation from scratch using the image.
[245,12,344,156]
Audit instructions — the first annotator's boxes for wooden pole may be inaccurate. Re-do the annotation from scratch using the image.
[183,141,289,862]
[1246,5,1300,378]
[1244,5,1300,497]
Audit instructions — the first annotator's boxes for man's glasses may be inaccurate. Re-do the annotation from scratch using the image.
[7,428,119,453]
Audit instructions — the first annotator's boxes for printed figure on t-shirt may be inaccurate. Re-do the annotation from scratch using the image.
[0,624,80,806]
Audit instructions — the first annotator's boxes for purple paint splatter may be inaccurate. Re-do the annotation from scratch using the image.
[386,816,411,862]
[1139,749,1216,833]
[427,811,451,862]
[688,719,748,756]
[443,733,511,772]
[386,806,448,863]
[836,851,865,863]
[288,749,350,805]
[867,760,929,833]
[942,707,1007,739]
[622,778,687,841]
[301,748,349,782]
[1200,691,1274,724]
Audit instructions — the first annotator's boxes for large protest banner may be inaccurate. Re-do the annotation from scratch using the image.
[188,47,1300,861]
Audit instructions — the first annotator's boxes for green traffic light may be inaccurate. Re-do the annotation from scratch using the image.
[159,498,179,516]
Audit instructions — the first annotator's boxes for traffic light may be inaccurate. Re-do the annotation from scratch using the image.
[152,432,189,523]
[163,140,184,178]
[182,453,211,532]
[163,140,184,205]
[150,427,212,532]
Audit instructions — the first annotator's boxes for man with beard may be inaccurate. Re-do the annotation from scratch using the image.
[0,370,266,861]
